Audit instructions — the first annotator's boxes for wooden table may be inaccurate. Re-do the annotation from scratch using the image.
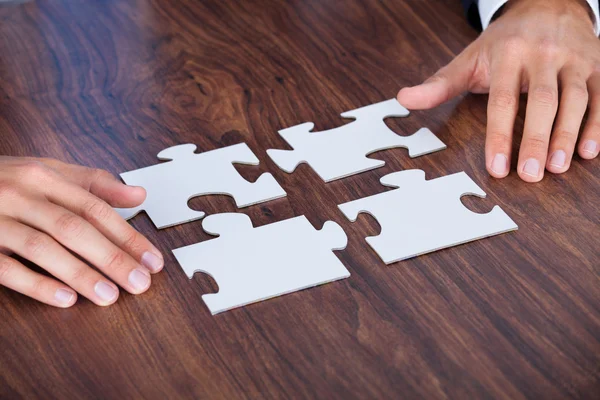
[1,0,598,398]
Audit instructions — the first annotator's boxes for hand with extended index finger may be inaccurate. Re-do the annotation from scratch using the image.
[0,156,164,308]
[397,0,600,182]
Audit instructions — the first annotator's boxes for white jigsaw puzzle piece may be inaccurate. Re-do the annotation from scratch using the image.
[114,143,287,229]
[172,213,349,315]
[338,170,518,263]
[266,99,446,182]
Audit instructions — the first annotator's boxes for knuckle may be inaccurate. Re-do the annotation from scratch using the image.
[523,135,549,153]
[30,276,49,296]
[554,128,578,141]
[0,258,15,283]
[81,199,112,223]
[102,250,128,273]
[489,89,518,112]
[536,39,561,60]
[502,36,527,56]
[0,184,22,203]
[565,83,589,102]
[531,85,558,107]
[585,119,600,134]
[19,161,52,183]
[68,265,88,284]
[55,213,86,239]
[487,130,512,148]
[427,70,449,84]
[23,231,51,257]
[571,56,593,74]
[122,230,142,252]
[90,168,114,183]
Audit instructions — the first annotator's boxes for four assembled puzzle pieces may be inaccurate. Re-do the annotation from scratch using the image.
[267,98,446,182]
[338,170,518,264]
[172,213,350,315]
[115,143,286,229]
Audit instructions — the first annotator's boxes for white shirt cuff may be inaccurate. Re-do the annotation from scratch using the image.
[478,0,600,36]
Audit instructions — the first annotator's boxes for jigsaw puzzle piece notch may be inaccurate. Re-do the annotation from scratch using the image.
[201,212,254,237]
[379,169,427,188]
[442,171,487,199]
[215,142,261,166]
[116,200,206,228]
[337,197,372,223]
[334,170,428,234]
[443,172,518,229]
[228,172,287,208]
[115,205,145,221]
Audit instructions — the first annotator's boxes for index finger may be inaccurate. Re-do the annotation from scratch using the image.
[37,159,146,209]
[397,43,479,110]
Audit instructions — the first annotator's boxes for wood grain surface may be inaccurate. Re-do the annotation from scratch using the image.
[1,0,599,399]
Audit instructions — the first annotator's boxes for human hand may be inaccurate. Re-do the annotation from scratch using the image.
[0,157,164,307]
[397,0,600,182]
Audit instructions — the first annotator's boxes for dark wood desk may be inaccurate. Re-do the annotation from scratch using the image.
[1,0,598,398]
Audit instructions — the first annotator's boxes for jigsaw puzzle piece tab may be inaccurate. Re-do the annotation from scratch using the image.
[156,143,199,161]
[315,221,348,251]
[339,98,410,120]
[266,123,314,173]
[398,128,447,157]
[202,142,260,165]
[172,214,350,314]
[338,170,518,264]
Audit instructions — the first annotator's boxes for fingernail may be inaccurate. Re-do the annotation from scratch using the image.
[54,288,75,306]
[128,185,146,195]
[549,150,566,168]
[128,268,150,291]
[95,281,118,303]
[491,154,508,175]
[523,158,540,178]
[141,251,163,273]
[583,140,599,156]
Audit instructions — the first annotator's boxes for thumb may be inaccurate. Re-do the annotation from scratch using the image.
[397,46,478,110]
[86,169,146,208]
[41,159,146,208]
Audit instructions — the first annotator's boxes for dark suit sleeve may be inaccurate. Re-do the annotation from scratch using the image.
[461,0,483,31]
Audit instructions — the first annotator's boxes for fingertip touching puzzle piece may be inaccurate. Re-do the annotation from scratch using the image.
[172,213,350,314]
[114,143,287,229]
[338,169,518,264]
[266,99,446,182]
